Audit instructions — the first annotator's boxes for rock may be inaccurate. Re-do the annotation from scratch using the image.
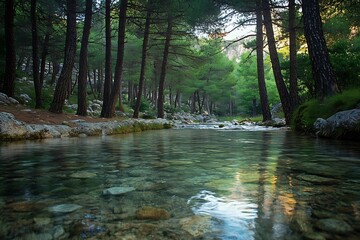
[70,171,97,179]
[315,218,353,234]
[0,112,30,139]
[21,232,53,240]
[314,109,360,140]
[34,217,51,226]
[48,203,82,213]
[103,187,135,196]
[19,93,32,104]
[0,92,19,105]
[135,206,171,220]
[179,215,212,237]
[52,225,65,239]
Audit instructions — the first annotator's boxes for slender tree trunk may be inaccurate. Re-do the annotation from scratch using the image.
[49,0,77,113]
[31,0,43,108]
[3,0,16,96]
[102,0,128,118]
[39,32,50,87]
[101,0,113,117]
[50,61,60,85]
[133,6,151,118]
[256,0,271,122]
[262,0,292,124]
[157,15,173,118]
[289,0,299,107]
[302,0,339,99]
[77,0,93,116]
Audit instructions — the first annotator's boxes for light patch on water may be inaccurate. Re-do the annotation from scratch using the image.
[188,190,258,239]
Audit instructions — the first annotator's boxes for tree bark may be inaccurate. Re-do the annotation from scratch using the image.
[102,0,128,118]
[49,0,77,113]
[101,0,113,117]
[157,15,173,118]
[3,0,16,97]
[31,0,43,108]
[39,31,50,87]
[133,4,152,118]
[256,0,271,122]
[302,0,339,99]
[262,0,292,124]
[77,0,93,116]
[289,0,299,107]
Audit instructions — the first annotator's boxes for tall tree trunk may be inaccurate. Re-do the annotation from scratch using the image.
[256,0,271,122]
[100,0,113,117]
[77,0,93,116]
[102,0,128,118]
[157,15,173,118]
[262,0,292,124]
[3,0,16,96]
[133,4,152,118]
[289,0,299,107]
[49,0,77,113]
[50,61,60,85]
[31,0,43,108]
[302,0,339,99]
[39,32,50,87]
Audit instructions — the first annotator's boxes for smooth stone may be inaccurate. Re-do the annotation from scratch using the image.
[70,171,97,179]
[52,225,65,239]
[48,203,82,213]
[316,218,353,234]
[22,232,53,240]
[135,206,171,220]
[179,215,213,237]
[103,186,135,195]
[34,217,51,226]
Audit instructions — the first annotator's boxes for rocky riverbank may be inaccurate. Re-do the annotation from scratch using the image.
[0,111,172,141]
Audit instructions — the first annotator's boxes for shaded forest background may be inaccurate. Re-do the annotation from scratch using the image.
[0,0,359,122]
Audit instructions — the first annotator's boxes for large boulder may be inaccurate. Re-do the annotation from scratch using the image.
[0,112,32,140]
[314,109,360,140]
[0,92,19,105]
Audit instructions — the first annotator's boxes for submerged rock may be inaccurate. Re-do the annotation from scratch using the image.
[135,206,171,220]
[70,171,97,179]
[48,203,82,213]
[102,186,135,196]
[179,215,213,237]
[315,218,353,234]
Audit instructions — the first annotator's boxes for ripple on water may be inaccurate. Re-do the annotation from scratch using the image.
[188,190,258,239]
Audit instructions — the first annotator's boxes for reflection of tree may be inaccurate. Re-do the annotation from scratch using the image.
[254,131,274,239]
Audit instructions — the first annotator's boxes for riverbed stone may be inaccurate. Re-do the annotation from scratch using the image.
[315,218,353,234]
[179,215,213,237]
[48,203,82,213]
[103,186,135,196]
[34,217,51,227]
[135,206,171,220]
[70,171,97,179]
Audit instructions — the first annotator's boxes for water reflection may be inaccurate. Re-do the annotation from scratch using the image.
[0,129,359,239]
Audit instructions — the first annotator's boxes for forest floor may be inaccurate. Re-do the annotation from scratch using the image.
[1,105,116,125]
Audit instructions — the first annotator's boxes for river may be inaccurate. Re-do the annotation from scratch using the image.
[0,128,359,239]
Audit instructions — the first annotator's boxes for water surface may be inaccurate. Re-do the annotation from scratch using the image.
[0,129,359,239]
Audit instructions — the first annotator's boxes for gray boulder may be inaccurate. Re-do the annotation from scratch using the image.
[0,92,19,105]
[0,112,31,139]
[314,109,360,140]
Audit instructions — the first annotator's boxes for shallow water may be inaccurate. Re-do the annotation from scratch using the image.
[0,129,360,239]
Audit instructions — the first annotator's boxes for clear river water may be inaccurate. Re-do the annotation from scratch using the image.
[0,128,360,240]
